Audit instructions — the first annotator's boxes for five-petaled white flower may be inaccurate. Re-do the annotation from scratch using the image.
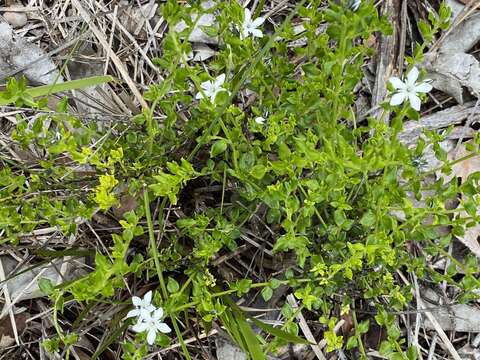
[126,290,155,320]
[254,116,265,124]
[196,74,228,103]
[389,66,432,111]
[240,8,265,40]
[132,308,172,345]
[348,0,361,11]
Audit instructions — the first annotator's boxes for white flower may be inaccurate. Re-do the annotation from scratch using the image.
[348,0,361,11]
[254,116,265,124]
[196,74,228,103]
[126,290,155,320]
[132,307,172,345]
[389,67,432,111]
[240,8,265,40]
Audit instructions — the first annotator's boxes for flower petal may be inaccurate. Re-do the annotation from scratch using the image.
[415,81,432,93]
[251,17,265,27]
[406,67,419,86]
[200,80,212,90]
[139,308,152,320]
[132,322,149,333]
[195,92,204,99]
[250,29,263,38]
[126,309,140,318]
[255,117,265,124]
[157,322,172,333]
[215,74,226,86]
[389,77,406,90]
[147,329,157,345]
[408,93,421,111]
[390,92,406,106]
[244,8,251,22]
[132,296,142,307]
[153,307,164,320]
[143,290,152,305]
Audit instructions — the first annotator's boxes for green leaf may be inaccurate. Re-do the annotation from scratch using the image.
[210,139,228,158]
[360,211,375,227]
[250,164,267,180]
[249,317,310,345]
[234,312,265,360]
[346,336,358,350]
[167,277,180,293]
[357,319,369,334]
[261,286,273,301]
[39,278,54,295]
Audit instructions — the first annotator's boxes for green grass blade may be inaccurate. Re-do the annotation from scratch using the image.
[27,75,114,98]
[234,312,266,360]
[0,75,114,105]
[249,317,310,345]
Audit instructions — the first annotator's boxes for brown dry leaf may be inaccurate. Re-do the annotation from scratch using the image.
[439,141,480,258]
[0,312,28,348]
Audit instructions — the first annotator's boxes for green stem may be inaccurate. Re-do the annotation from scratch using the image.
[351,309,367,358]
[143,191,191,360]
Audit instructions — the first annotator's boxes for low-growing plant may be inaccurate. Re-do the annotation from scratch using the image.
[1,1,479,359]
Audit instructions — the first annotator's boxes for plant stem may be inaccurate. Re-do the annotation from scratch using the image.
[143,191,192,360]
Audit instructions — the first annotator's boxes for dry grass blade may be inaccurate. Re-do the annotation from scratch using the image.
[70,0,149,110]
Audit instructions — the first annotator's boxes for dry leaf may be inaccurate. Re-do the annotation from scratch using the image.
[423,10,480,103]
[0,256,86,303]
[438,142,480,258]
[0,21,62,84]
[0,313,28,348]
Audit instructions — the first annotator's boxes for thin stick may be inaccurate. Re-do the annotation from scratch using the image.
[287,294,327,360]
[0,257,19,345]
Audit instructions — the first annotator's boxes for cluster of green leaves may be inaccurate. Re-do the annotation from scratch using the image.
[2,1,479,359]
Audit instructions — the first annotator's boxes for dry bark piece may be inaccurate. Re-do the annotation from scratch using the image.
[0,312,28,348]
[424,10,480,103]
[0,256,86,303]
[0,21,62,84]
[216,338,246,360]
[2,5,28,29]
[399,102,479,146]
[423,288,480,332]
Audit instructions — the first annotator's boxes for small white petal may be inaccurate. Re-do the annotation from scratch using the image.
[244,8,252,22]
[126,309,140,318]
[415,82,432,93]
[215,74,226,86]
[408,93,421,111]
[201,80,213,90]
[139,308,153,320]
[143,291,152,305]
[390,92,406,106]
[255,117,265,124]
[132,322,149,333]
[153,307,164,320]
[147,329,157,345]
[250,29,263,38]
[251,17,265,27]
[389,77,406,90]
[131,296,142,307]
[196,92,204,100]
[157,322,172,333]
[406,67,419,86]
